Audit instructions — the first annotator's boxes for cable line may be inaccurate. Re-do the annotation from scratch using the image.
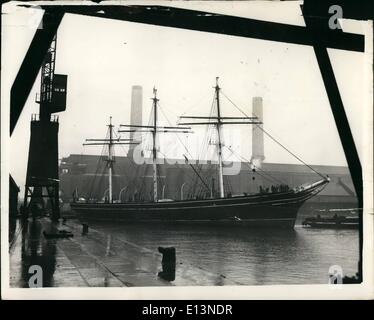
[221,90,327,180]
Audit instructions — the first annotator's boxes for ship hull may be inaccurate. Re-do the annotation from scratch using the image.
[71,203,299,228]
[70,179,329,228]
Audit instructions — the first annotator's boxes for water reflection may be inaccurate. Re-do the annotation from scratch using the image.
[20,220,57,287]
[89,222,358,285]
[9,218,17,244]
[105,234,112,256]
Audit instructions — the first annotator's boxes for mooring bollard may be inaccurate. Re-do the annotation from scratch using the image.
[158,246,176,281]
[82,223,89,235]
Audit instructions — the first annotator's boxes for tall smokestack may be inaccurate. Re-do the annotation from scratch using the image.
[128,85,143,158]
[251,97,265,167]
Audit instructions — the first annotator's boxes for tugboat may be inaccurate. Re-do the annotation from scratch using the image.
[70,78,330,228]
[302,208,359,229]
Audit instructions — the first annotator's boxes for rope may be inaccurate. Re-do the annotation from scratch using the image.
[224,145,287,185]
[160,103,214,199]
[85,129,110,199]
[189,95,219,198]
[159,104,194,159]
[220,90,327,180]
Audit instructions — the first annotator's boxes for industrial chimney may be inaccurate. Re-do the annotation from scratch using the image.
[251,97,265,168]
[128,85,143,159]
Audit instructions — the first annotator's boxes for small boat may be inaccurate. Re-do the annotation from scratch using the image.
[302,208,360,229]
[71,78,330,228]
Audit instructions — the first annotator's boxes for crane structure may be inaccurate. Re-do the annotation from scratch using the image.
[24,35,68,221]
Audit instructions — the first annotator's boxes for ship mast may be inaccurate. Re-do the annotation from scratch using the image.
[83,116,137,203]
[152,87,159,202]
[214,77,225,198]
[108,117,114,202]
[119,88,192,202]
[178,77,262,199]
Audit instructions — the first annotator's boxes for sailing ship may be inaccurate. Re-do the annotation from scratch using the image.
[70,78,330,228]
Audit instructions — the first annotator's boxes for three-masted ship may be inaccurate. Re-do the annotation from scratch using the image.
[70,78,329,228]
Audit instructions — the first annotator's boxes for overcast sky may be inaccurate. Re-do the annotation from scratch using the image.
[3,1,368,192]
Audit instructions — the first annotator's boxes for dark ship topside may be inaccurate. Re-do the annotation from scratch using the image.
[71,178,329,228]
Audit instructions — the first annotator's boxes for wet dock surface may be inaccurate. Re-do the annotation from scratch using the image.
[9,218,239,287]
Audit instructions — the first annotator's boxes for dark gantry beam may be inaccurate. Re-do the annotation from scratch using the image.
[46,5,364,52]
[10,10,64,134]
[10,4,365,134]
[304,12,364,282]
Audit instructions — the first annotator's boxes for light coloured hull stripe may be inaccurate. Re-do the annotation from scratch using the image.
[76,217,295,222]
[72,192,311,211]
